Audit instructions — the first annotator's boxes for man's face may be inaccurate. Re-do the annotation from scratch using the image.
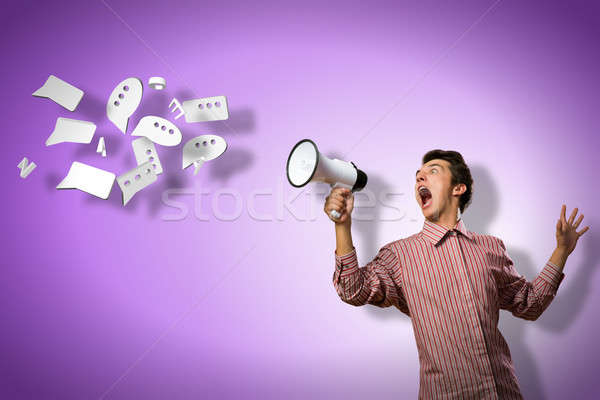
[415,159,456,221]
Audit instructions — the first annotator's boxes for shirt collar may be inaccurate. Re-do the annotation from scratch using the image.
[420,218,474,246]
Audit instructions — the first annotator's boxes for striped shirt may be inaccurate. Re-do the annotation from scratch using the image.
[333,219,564,399]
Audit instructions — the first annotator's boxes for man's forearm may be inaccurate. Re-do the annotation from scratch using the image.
[335,220,354,256]
[549,246,569,272]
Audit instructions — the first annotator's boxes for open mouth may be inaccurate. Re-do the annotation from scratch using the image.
[419,187,432,209]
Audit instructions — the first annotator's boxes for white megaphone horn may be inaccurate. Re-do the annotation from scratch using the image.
[286,139,368,219]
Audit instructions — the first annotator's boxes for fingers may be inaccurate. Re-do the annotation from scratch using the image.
[325,187,353,222]
[327,198,345,210]
[346,192,355,209]
[573,214,584,229]
[330,187,351,197]
[577,226,590,237]
[558,205,585,230]
[330,190,349,202]
[567,207,578,225]
[324,197,345,219]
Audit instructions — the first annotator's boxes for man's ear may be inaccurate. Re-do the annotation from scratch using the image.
[452,183,466,196]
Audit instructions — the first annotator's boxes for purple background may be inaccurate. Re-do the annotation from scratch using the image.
[3,0,599,398]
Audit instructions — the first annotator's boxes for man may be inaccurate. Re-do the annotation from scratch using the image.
[324,149,589,399]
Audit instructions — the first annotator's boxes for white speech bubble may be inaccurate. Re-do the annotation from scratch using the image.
[182,135,227,174]
[57,161,115,199]
[18,157,36,179]
[32,75,84,112]
[45,117,96,146]
[117,161,157,205]
[131,116,182,147]
[106,77,143,134]
[182,96,229,123]
[132,137,163,175]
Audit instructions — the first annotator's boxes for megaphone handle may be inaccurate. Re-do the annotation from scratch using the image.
[328,183,348,220]
[329,209,341,219]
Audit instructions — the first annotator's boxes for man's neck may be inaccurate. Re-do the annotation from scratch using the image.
[427,209,460,230]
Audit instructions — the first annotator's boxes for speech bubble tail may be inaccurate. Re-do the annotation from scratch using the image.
[32,87,46,97]
[193,159,206,175]
[109,115,128,134]
[46,127,60,146]
[122,191,134,206]
[116,118,128,134]
[56,177,70,190]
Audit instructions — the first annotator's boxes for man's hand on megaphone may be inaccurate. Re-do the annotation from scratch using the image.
[324,187,354,224]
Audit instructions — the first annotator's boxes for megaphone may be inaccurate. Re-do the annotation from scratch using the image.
[286,139,368,219]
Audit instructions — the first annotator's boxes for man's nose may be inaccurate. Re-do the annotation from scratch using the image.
[416,171,426,182]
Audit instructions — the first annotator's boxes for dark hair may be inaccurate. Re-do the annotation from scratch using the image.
[422,149,473,213]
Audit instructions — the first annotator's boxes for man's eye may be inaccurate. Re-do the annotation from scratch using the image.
[431,169,437,173]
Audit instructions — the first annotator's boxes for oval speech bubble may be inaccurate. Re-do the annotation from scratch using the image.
[182,135,227,174]
[106,77,143,134]
[131,116,182,147]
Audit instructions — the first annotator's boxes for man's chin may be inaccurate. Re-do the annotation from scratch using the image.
[421,207,438,221]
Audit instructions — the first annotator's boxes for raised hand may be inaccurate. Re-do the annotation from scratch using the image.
[556,205,589,256]
[324,187,354,224]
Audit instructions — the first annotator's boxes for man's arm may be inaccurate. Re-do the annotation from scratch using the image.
[496,240,564,321]
[325,187,355,255]
[333,245,408,311]
[325,187,409,313]
[498,205,589,320]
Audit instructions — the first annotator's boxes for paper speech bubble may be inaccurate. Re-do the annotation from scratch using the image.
[132,137,163,175]
[117,161,157,205]
[106,77,143,134]
[45,117,96,146]
[131,116,182,147]
[182,135,227,174]
[57,161,115,200]
[32,75,84,112]
[182,96,229,123]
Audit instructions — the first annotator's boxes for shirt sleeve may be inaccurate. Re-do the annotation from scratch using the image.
[496,239,565,321]
[332,244,410,314]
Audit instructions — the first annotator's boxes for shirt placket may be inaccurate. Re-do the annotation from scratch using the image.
[447,230,498,398]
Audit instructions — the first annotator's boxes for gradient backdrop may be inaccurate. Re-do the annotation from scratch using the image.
[2,0,599,399]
